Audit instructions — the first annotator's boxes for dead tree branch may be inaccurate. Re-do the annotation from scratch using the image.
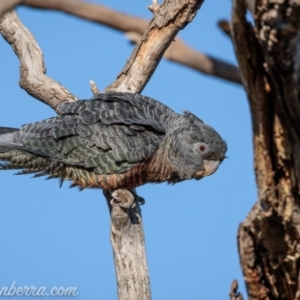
[125,30,240,84]
[0,11,77,110]
[104,190,151,300]
[105,0,204,92]
[0,0,242,85]
[231,0,300,299]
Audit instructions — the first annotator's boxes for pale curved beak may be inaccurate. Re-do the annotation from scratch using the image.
[203,159,220,176]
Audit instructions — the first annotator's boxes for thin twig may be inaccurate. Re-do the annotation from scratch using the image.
[89,80,99,95]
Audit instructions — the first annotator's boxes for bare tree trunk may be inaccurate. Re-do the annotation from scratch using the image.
[231,0,300,299]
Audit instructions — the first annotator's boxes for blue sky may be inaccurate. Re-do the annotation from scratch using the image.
[0,1,256,299]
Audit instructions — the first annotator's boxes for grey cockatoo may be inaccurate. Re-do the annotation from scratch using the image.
[0,92,227,191]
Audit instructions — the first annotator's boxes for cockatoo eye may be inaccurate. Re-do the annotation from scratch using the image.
[199,145,205,151]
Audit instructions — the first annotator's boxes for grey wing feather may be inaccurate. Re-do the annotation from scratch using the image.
[11,92,171,174]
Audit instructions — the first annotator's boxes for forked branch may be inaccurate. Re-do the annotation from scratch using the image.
[105,0,204,92]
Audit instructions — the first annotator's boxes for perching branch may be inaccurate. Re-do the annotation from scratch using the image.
[104,190,151,300]
[0,11,77,111]
[1,0,242,85]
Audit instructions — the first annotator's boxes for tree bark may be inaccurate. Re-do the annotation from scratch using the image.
[104,0,204,93]
[231,0,300,299]
[104,190,151,300]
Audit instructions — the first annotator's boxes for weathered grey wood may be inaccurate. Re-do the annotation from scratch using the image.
[231,0,300,299]
[105,0,204,93]
[0,11,77,111]
[105,190,151,300]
